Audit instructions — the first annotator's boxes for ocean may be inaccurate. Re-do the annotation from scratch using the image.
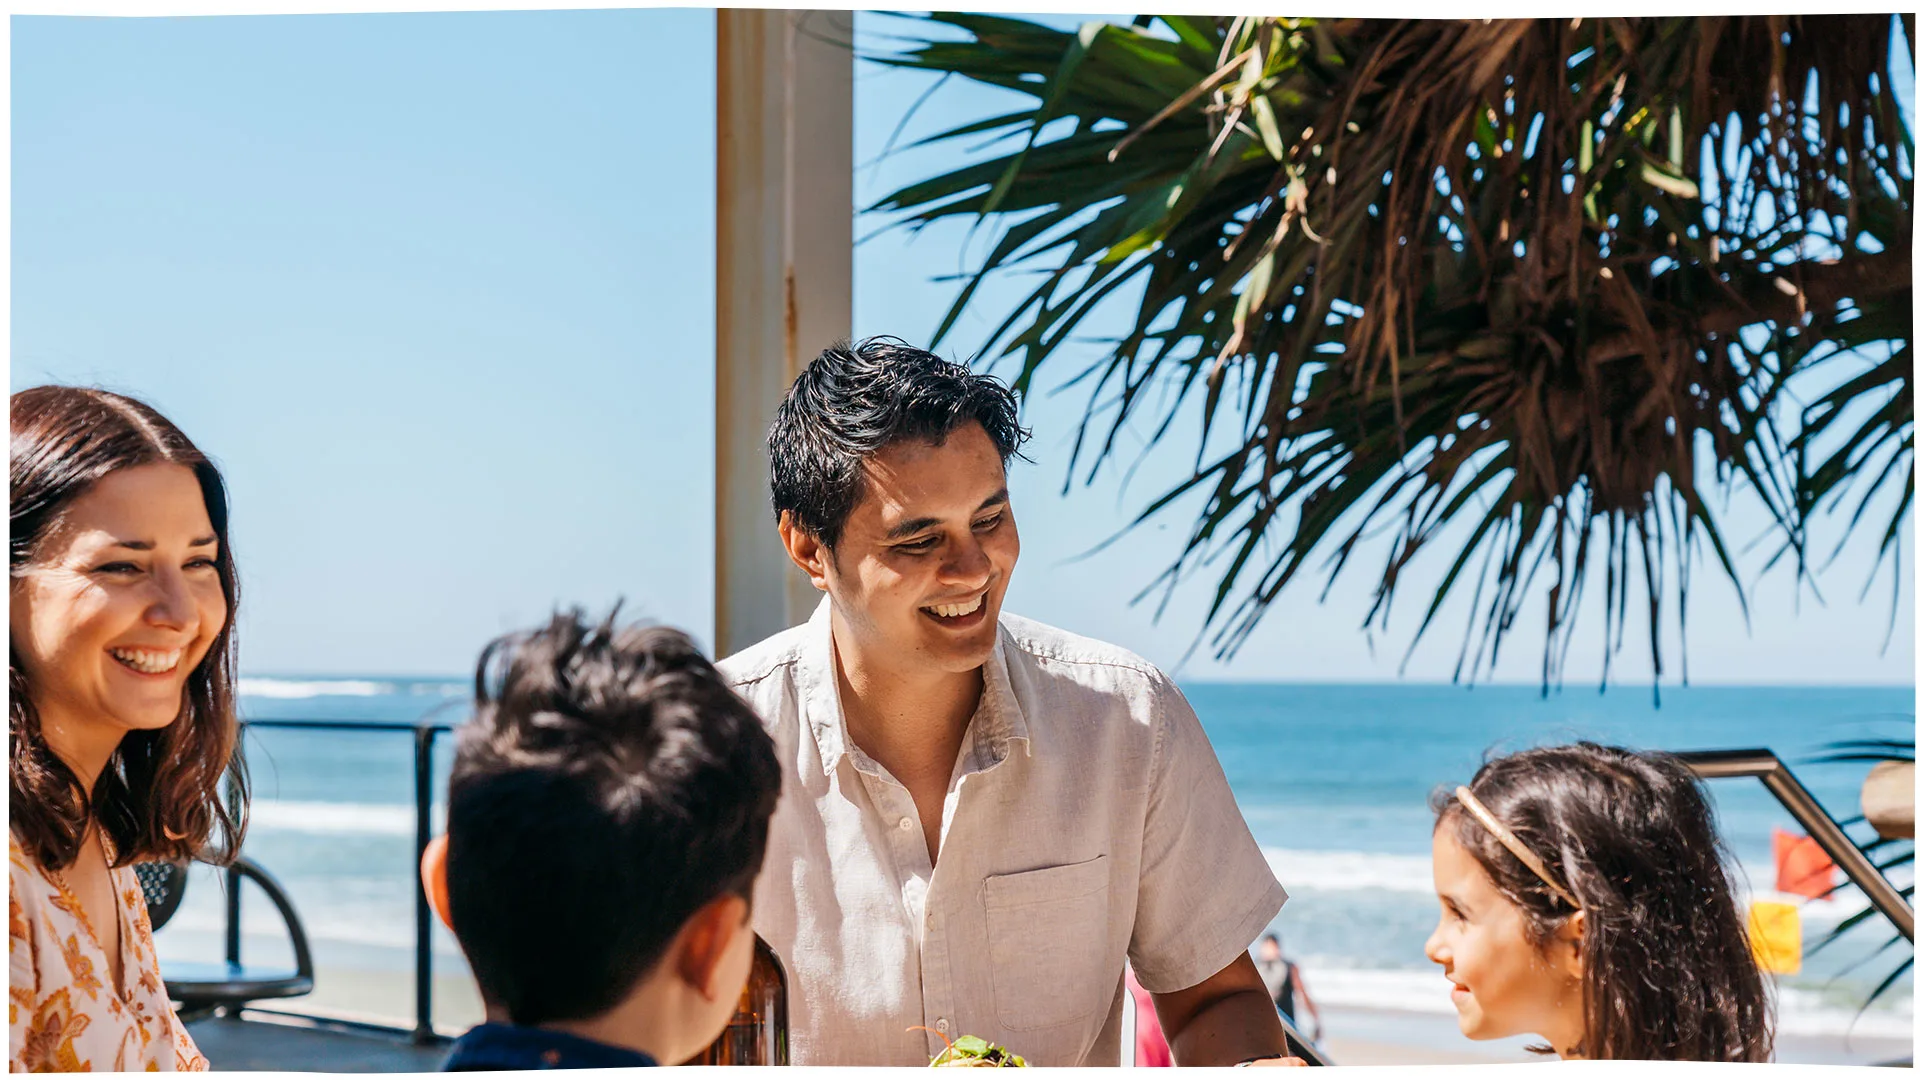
[151,677,1915,1047]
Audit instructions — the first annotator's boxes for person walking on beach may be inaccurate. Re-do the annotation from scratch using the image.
[1254,934,1323,1042]
[1426,743,1773,1060]
[719,338,1295,1068]
[9,387,251,1071]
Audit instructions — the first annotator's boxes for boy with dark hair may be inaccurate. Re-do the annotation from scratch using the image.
[420,611,781,1069]
[724,336,1294,1066]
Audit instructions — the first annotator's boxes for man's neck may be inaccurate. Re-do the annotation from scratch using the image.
[830,628,981,793]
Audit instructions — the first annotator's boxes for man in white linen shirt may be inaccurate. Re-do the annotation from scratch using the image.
[718,338,1295,1067]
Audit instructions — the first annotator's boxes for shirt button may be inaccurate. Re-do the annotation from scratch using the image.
[935,1018,950,1035]
[898,816,913,830]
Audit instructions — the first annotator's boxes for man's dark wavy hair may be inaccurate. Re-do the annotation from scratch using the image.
[10,385,248,871]
[1432,742,1773,1061]
[444,610,781,1026]
[769,336,1030,548]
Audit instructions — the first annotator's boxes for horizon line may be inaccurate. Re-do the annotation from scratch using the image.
[237,671,1918,693]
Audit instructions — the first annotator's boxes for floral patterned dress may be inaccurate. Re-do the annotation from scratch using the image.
[8,834,207,1072]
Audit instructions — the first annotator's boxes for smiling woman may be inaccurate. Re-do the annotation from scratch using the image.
[8,386,250,1072]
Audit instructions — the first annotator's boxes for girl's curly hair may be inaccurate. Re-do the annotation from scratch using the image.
[1434,742,1772,1061]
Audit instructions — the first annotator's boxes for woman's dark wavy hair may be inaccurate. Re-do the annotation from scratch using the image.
[10,386,248,871]
[1432,742,1772,1061]
[769,336,1031,548]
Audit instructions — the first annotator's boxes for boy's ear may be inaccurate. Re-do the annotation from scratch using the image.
[777,512,831,592]
[674,893,751,1003]
[420,834,455,932]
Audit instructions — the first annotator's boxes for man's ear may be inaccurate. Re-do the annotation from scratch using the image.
[777,511,831,592]
[674,893,751,1003]
[420,833,455,932]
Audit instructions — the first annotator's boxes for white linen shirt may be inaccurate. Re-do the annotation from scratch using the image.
[719,599,1287,1067]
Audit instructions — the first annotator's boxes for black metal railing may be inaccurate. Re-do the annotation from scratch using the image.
[223,717,456,1043]
[1677,748,1914,942]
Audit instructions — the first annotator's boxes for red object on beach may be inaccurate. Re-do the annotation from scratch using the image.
[1773,828,1835,900]
[1126,968,1172,1067]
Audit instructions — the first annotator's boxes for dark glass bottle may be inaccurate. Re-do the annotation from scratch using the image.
[688,934,790,1065]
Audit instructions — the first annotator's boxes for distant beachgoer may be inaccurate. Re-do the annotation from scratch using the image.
[420,611,781,1069]
[9,387,251,1072]
[1425,742,1774,1061]
[1254,933,1323,1040]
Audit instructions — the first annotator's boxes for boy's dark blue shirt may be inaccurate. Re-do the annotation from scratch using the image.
[441,1022,660,1070]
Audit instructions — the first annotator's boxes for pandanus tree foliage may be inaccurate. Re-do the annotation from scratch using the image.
[1808,737,1915,1011]
[870,15,1914,689]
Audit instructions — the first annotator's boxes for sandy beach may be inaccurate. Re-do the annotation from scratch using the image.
[1316,1002,1913,1067]
[227,962,1913,1068]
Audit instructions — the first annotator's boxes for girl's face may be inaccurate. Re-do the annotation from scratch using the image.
[1424,826,1585,1054]
[9,463,227,775]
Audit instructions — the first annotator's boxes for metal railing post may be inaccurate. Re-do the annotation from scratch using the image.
[214,717,457,1043]
[413,725,437,1042]
[224,767,242,968]
[1679,749,1914,942]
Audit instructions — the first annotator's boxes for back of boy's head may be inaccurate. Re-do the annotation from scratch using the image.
[445,610,781,1027]
[1434,742,1772,1062]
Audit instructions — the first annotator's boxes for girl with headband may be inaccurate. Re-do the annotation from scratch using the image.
[1424,742,1773,1061]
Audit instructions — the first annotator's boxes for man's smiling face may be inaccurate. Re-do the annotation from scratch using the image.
[813,421,1019,678]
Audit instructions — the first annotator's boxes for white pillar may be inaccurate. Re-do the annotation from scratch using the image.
[714,9,853,657]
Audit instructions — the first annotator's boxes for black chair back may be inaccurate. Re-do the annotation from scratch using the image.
[134,860,190,932]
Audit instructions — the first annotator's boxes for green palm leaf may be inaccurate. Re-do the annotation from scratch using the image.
[869,14,1913,688]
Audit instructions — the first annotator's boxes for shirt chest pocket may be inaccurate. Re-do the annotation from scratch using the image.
[981,855,1112,1032]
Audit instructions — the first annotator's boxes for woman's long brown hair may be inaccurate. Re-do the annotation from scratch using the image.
[10,386,249,870]
[1434,742,1773,1061]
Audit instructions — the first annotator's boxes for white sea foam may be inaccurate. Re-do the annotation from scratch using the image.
[1294,965,1911,1039]
[158,901,463,957]
[238,678,394,699]
[1298,966,1459,1015]
[1263,847,1908,935]
[1774,986,1915,1039]
[249,799,444,837]
[1263,846,1434,894]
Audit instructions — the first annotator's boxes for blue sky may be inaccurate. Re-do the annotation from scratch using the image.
[12,9,1914,686]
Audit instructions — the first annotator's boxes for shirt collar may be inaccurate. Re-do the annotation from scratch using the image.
[797,596,1032,778]
[441,1022,660,1071]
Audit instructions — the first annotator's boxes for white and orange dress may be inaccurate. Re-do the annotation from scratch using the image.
[8,833,207,1072]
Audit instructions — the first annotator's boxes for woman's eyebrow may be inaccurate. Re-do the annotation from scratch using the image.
[104,535,218,550]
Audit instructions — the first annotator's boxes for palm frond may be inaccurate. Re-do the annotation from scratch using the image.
[871,14,1913,689]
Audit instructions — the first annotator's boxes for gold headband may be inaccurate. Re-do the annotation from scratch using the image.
[1453,786,1581,911]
